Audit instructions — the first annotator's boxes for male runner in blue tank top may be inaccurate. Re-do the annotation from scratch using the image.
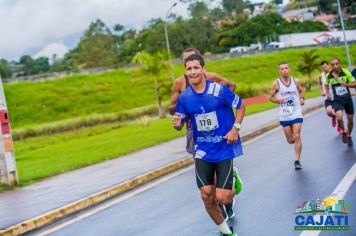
[169,48,241,220]
[168,48,236,155]
[172,54,245,236]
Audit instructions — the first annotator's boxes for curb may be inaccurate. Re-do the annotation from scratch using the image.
[0,102,323,236]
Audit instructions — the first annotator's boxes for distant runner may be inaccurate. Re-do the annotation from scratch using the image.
[269,62,304,170]
[173,54,245,236]
[325,57,356,146]
[318,61,341,133]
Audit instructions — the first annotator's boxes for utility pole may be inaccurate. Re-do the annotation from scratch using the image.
[164,2,178,82]
[336,0,352,70]
[0,76,18,186]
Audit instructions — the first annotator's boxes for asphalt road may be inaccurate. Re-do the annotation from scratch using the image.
[31,104,356,236]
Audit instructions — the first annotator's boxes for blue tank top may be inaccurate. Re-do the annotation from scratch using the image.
[175,80,243,162]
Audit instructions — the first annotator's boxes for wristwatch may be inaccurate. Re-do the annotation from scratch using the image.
[233,122,242,130]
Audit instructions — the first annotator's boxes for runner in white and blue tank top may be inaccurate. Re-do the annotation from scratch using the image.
[269,62,304,170]
[275,76,303,125]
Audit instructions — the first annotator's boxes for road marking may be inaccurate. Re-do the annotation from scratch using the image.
[34,165,194,236]
[299,163,356,236]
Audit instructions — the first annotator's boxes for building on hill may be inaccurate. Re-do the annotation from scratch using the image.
[315,14,337,30]
[282,6,318,22]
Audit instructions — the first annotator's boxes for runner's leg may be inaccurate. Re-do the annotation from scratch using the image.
[282,125,295,144]
[292,123,302,162]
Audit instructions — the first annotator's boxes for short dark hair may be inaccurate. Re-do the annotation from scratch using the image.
[183,48,201,55]
[320,61,328,66]
[184,54,205,67]
[279,62,288,66]
[331,57,340,62]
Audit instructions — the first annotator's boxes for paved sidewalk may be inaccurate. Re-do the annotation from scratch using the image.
[0,97,323,230]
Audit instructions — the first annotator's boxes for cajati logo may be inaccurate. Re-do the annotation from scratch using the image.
[294,196,351,231]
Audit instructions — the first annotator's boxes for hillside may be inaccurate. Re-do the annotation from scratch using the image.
[5,45,356,129]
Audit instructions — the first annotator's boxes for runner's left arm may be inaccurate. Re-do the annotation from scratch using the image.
[340,70,356,88]
[221,85,245,144]
[295,78,305,105]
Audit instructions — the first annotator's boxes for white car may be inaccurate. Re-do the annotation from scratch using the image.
[266,42,285,48]
[229,46,250,53]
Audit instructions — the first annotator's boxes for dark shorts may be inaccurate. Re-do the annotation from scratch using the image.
[195,158,233,190]
[324,99,333,108]
[280,118,303,127]
[333,99,354,115]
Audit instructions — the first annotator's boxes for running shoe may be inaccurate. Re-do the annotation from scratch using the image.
[225,198,235,219]
[233,166,243,195]
[337,126,343,135]
[220,204,228,221]
[331,116,336,127]
[347,136,353,146]
[221,226,238,236]
[294,160,302,170]
[342,131,348,143]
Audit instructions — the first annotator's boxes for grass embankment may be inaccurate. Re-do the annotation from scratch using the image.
[15,119,185,186]
[13,88,321,187]
[5,45,356,131]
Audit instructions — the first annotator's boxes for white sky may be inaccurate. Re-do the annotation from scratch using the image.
[0,0,191,61]
[0,0,267,61]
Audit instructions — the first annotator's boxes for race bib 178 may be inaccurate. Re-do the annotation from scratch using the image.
[195,111,219,132]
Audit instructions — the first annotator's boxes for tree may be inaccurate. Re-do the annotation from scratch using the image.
[0,59,12,78]
[188,1,210,19]
[297,49,320,91]
[222,0,246,14]
[132,51,171,118]
[70,19,118,68]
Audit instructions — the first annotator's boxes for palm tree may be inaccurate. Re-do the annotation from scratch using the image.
[297,49,320,91]
[132,51,171,118]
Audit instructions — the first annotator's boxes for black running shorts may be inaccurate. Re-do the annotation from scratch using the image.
[195,158,233,190]
[333,99,354,115]
[324,99,333,108]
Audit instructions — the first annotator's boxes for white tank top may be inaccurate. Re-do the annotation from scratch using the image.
[321,72,333,100]
[275,77,303,121]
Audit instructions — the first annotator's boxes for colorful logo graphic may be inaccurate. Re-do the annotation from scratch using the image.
[294,196,351,231]
[313,33,341,45]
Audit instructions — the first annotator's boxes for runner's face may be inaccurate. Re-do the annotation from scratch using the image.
[321,64,329,73]
[182,51,196,64]
[185,60,204,85]
[279,64,290,78]
[331,60,340,71]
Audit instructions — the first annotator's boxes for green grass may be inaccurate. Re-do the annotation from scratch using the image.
[15,118,185,186]
[5,45,356,129]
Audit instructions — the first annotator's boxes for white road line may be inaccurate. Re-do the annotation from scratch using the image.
[299,163,356,236]
[35,165,194,236]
